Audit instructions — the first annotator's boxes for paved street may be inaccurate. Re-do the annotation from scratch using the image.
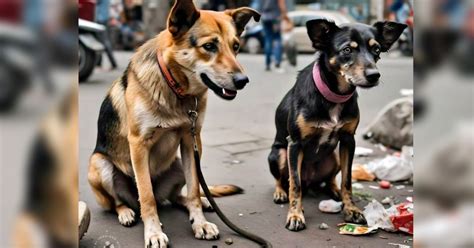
[79,52,413,248]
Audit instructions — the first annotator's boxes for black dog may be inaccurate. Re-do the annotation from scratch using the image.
[267,19,406,231]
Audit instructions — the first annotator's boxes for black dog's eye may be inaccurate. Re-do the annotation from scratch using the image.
[373,46,381,55]
[233,43,240,52]
[342,47,352,55]
[203,42,217,52]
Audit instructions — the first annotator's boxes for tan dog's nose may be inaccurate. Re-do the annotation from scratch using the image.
[233,73,249,90]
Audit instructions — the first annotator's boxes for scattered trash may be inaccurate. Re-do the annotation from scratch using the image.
[225,238,234,245]
[352,182,364,190]
[355,147,373,157]
[365,148,413,182]
[249,211,257,215]
[238,213,243,217]
[406,197,413,202]
[319,199,342,213]
[352,164,376,181]
[280,204,284,208]
[379,180,391,189]
[379,235,388,239]
[381,197,392,205]
[395,185,406,190]
[388,243,410,248]
[400,88,413,96]
[363,200,396,232]
[338,223,378,235]
[376,143,388,152]
[362,97,413,150]
[319,222,329,230]
[353,191,373,201]
[369,185,380,190]
[389,203,413,234]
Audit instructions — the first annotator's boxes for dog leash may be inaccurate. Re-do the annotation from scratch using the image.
[188,97,273,248]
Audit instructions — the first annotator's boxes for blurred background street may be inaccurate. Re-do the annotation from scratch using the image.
[79,51,413,247]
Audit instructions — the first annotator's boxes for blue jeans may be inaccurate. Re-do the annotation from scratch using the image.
[262,20,282,68]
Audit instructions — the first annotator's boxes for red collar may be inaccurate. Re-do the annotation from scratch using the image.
[157,50,187,98]
[313,63,354,103]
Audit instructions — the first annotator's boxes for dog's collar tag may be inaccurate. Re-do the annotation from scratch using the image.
[313,63,354,103]
[157,50,187,98]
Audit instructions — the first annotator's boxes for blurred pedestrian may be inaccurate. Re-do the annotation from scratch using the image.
[143,0,170,39]
[259,0,289,72]
[96,0,118,68]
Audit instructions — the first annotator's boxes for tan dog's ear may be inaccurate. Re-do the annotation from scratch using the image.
[227,7,261,36]
[168,0,200,37]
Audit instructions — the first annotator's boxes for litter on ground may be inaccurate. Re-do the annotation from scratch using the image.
[352,164,376,181]
[338,223,378,235]
[318,199,342,213]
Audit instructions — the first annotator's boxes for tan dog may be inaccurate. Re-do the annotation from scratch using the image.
[87,0,260,247]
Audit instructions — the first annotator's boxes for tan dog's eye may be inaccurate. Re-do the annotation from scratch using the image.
[203,42,217,52]
[233,43,240,52]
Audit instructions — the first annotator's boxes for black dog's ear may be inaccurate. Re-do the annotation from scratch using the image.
[373,21,407,52]
[168,0,201,37]
[227,7,261,36]
[306,19,341,50]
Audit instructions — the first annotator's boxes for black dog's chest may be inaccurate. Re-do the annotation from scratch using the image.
[302,125,342,159]
[301,106,346,163]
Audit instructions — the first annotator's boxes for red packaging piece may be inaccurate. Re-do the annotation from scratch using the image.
[390,203,413,234]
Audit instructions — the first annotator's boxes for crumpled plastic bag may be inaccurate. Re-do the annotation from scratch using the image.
[363,97,413,150]
[366,146,413,181]
[352,164,376,181]
[318,199,342,213]
[363,199,396,232]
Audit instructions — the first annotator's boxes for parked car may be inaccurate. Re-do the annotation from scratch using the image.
[241,10,354,54]
[288,10,355,52]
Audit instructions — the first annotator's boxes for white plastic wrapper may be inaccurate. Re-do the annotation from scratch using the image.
[318,199,343,213]
[363,200,396,232]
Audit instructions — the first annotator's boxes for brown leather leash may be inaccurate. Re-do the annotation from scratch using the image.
[188,98,273,248]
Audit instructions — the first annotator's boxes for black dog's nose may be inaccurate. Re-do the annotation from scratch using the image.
[233,73,249,90]
[365,69,381,83]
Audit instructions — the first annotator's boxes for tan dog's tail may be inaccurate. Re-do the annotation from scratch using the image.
[201,184,244,197]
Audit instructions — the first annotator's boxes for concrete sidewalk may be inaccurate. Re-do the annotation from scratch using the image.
[79,53,413,248]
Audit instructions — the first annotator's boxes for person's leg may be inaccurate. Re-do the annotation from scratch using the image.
[263,20,273,70]
[274,27,283,68]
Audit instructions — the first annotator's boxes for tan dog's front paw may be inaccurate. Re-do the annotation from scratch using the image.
[145,231,168,248]
[192,221,219,240]
[285,211,306,231]
[117,206,136,227]
[343,206,367,224]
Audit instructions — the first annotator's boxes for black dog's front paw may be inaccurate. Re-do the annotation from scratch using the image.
[285,211,306,231]
[273,189,289,204]
[343,207,367,224]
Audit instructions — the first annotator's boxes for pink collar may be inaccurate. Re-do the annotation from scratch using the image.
[313,63,354,103]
